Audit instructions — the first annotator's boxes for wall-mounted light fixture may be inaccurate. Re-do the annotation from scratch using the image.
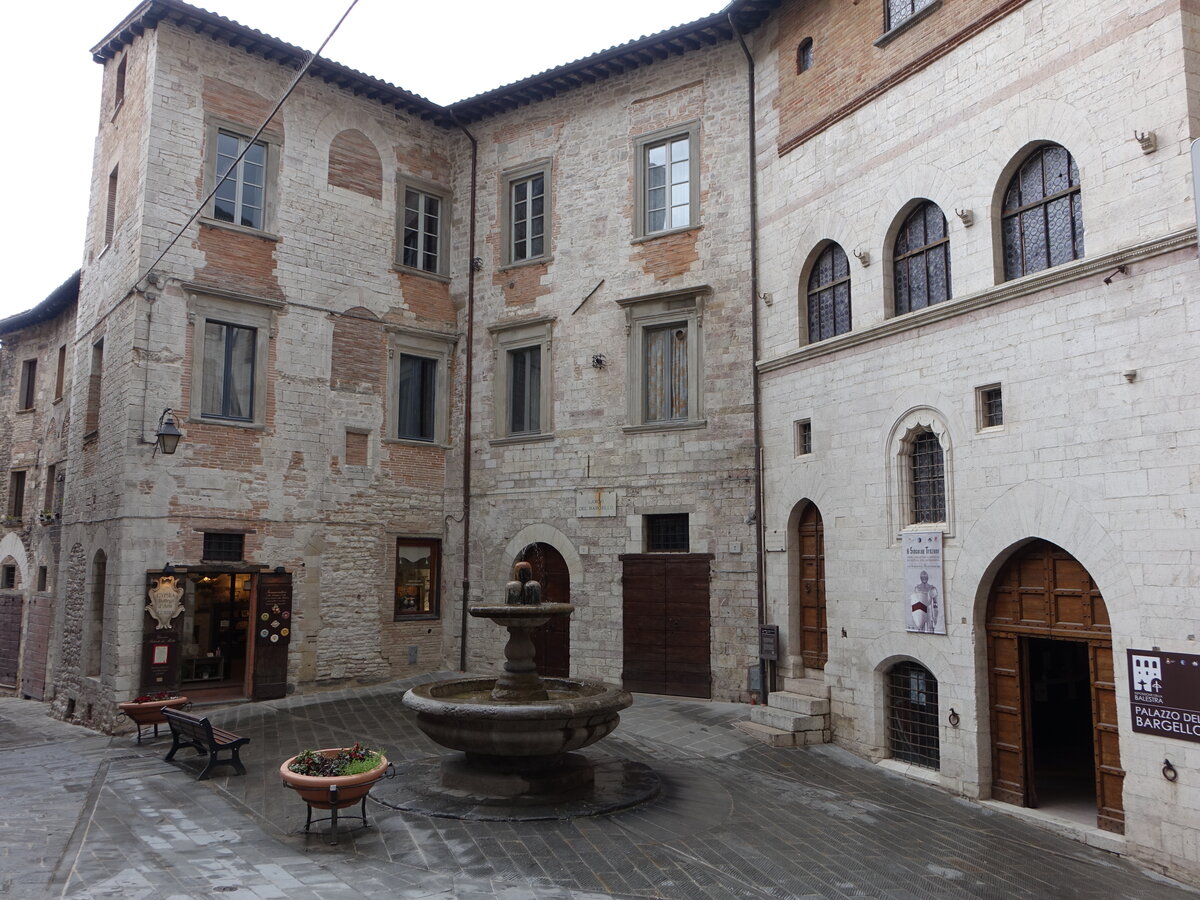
[954,208,974,227]
[853,246,871,267]
[591,354,608,370]
[1134,130,1157,154]
[1103,264,1128,286]
[153,408,183,456]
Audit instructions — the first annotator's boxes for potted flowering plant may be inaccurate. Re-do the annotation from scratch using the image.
[279,742,389,809]
[117,691,190,744]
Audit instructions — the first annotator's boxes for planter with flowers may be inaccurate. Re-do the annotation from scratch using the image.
[117,692,190,744]
[280,743,390,843]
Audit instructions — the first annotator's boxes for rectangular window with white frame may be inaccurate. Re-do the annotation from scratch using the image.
[396,177,449,276]
[634,123,699,239]
[201,116,279,234]
[188,289,277,428]
[489,317,554,442]
[388,327,455,446]
[619,287,708,431]
[503,160,552,265]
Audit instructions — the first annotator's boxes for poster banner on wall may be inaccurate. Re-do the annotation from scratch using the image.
[1128,649,1200,743]
[902,531,944,634]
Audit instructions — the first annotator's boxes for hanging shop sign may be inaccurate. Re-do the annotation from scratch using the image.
[1129,649,1200,743]
[901,531,945,634]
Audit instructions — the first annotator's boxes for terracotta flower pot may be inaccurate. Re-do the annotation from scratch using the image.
[118,696,190,743]
[279,749,389,809]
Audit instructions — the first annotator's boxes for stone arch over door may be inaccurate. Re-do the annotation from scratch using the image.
[787,499,826,671]
[500,525,582,679]
[985,539,1124,834]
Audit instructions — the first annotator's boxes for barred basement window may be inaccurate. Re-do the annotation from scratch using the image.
[202,532,244,562]
[887,661,939,768]
[646,513,689,552]
[911,429,945,524]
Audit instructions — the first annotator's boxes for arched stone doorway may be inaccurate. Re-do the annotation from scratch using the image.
[795,502,827,670]
[518,543,570,677]
[986,539,1124,833]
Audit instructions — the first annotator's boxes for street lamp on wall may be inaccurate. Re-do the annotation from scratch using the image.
[154,408,183,456]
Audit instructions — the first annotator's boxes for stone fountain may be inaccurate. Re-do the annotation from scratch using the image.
[400,561,641,807]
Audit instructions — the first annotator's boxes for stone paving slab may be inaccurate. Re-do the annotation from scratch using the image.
[2,681,1198,899]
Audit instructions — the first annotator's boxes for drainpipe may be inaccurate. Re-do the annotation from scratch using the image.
[729,13,769,702]
[452,113,478,672]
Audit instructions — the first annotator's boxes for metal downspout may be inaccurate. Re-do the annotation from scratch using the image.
[729,13,769,701]
[453,115,478,672]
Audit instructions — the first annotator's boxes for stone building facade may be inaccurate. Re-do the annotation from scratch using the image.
[2,0,1199,884]
[752,0,1200,882]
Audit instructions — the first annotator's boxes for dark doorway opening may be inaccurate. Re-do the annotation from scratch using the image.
[181,572,253,699]
[518,543,570,678]
[1027,637,1096,821]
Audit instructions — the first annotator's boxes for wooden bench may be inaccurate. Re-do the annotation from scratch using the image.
[162,708,250,781]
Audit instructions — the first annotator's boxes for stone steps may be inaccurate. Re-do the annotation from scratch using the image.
[741,685,831,748]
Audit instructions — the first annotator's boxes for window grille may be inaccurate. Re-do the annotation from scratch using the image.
[887,0,936,30]
[911,430,945,523]
[796,420,812,456]
[893,202,951,314]
[646,513,689,552]
[203,532,244,562]
[980,386,1003,429]
[1002,144,1083,280]
[887,661,940,768]
[806,244,851,343]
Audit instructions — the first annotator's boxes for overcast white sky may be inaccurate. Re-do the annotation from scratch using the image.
[0,0,720,320]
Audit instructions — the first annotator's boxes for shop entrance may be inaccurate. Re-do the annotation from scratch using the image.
[181,572,253,697]
[986,539,1124,833]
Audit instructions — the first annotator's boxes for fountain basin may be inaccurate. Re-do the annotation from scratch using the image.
[468,602,574,629]
[403,677,631,761]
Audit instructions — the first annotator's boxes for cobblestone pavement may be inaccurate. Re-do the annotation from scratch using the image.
[2,677,1196,899]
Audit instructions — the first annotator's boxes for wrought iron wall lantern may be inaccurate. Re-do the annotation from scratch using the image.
[154,408,183,456]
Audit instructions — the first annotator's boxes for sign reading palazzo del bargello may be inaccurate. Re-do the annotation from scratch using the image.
[1128,649,1200,743]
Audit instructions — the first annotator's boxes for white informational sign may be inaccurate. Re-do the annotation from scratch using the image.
[575,488,617,518]
[902,531,945,634]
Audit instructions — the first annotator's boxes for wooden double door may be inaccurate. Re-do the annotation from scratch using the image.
[987,540,1124,833]
[621,554,712,698]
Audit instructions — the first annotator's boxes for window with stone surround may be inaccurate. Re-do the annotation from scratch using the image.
[187,289,276,428]
[977,383,1004,430]
[7,471,26,519]
[388,327,455,445]
[396,176,449,277]
[634,123,699,239]
[893,201,951,315]
[201,116,280,235]
[805,243,851,343]
[619,287,708,431]
[645,513,690,552]
[18,359,36,410]
[504,161,551,265]
[887,409,954,538]
[885,0,938,33]
[489,317,553,441]
[1001,143,1084,280]
[394,538,440,619]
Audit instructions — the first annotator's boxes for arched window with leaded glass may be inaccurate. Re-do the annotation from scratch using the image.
[910,428,945,525]
[1001,144,1084,280]
[893,201,951,315]
[805,243,851,344]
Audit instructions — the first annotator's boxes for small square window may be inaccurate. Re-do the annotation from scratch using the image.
[395,539,440,619]
[37,566,47,592]
[18,359,36,410]
[977,384,1003,430]
[1,566,15,589]
[795,419,812,456]
[646,513,689,552]
[202,532,244,562]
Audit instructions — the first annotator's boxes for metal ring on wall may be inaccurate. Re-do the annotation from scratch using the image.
[1163,759,1178,782]
[948,708,960,728]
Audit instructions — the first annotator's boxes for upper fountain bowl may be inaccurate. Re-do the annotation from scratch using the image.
[469,602,574,629]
